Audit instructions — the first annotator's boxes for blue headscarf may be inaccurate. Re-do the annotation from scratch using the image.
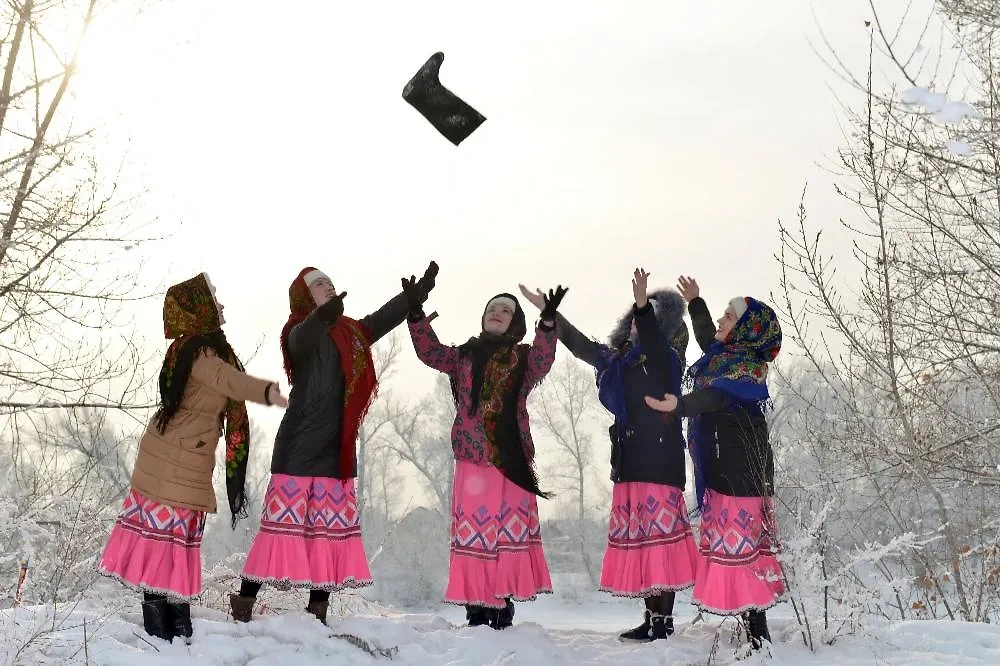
[596,343,645,425]
[686,297,782,509]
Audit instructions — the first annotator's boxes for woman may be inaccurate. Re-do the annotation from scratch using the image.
[98,272,288,644]
[520,268,697,643]
[406,278,566,629]
[233,261,438,625]
[644,275,783,650]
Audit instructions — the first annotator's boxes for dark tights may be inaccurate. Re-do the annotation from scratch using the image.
[238,579,329,605]
[644,591,676,616]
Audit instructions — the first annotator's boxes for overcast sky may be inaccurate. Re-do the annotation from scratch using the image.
[69,0,932,442]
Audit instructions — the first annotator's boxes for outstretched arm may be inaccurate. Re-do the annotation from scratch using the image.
[407,315,459,376]
[688,298,717,353]
[644,388,729,416]
[360,292,410,344]
[633,300,675,372]
[363,261,440,344]
[191,349,277,406]
[554,313,609,370]
[678,276,716,352]
[524,321,558,388]
[519,283,605,369]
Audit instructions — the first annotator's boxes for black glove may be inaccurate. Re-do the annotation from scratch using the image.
[401,275,425,320]
[317,291,346,325]
[539,285,568,321]
[416,260,439,296]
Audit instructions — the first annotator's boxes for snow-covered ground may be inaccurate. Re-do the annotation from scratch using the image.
[4,583,1000,665]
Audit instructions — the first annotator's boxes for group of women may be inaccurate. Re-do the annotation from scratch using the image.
[96,262,783,653]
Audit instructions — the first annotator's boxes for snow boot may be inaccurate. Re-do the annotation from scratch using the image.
[490,599,514,630]
[402,52,486,146]
[465,605,490,627]
[306,599,329,625]
[650,613,673,640]
[619,610,670,642]
[141,596,173,642]
[166,601,193,644]
[229,593,255,623]
[744,610,772,650]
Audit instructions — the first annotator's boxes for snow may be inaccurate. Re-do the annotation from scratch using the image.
[4,587,1000,665]
[901,87,982,124]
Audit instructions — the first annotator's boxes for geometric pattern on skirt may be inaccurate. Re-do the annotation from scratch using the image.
[97,488,206,600]
[241,474,373,592]
[260,474,361,540]
[599,481,698,597]
[692,489,785,616]
[445,460,552,608]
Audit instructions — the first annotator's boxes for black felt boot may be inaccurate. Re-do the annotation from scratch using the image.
[490,599,514,630]
[166,601,193,644]
[307,589,330,625]
[650,613,672,640]
[402,52,486,145]
[141,594,173,643]
[465,605,490,627]
[744,609,772,649]
[619,610,653,642]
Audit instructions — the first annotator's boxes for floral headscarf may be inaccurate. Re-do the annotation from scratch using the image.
[686,297,782,509]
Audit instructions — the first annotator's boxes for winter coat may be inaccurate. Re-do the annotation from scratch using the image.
[269,293,409,478]
[679,297,774,497]
[556,291,689,488]
[130,349,272,512]
[407,317,556,466]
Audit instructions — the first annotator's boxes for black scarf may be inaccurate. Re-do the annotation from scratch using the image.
[449,294,550,498]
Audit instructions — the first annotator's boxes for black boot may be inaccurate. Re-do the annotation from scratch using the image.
[619,610,653,642]
[650,613,673,640]
[141,595,173,643]
[744,610,772,649]
[166,601,193,644]
[229,594,255,623]
[401,52,487,146]
[465,605,489,627]
[307,589,330,625]
[490,599,514,630]
[306,600,328,625]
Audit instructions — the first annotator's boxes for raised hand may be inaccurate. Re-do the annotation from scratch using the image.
[417,260,439,295]
[518,283,545,311]
[677,275,700,302]
[401,275,424,315]
[539,285,569,322]
[644,393,678,413]
[632,267,650,308]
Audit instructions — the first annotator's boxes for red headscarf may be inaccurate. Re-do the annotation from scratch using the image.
[281,267,378,478]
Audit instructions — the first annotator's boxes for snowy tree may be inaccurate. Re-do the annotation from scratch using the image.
[0,0,160,446]
[777,1,1000,623]
[531,356,610,586]
[356,332,407,524]
[385,373,456,518]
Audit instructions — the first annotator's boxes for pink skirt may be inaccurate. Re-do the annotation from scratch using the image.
[97,488,206,600]
[241,474,372,591]
[693,489,785,615]
[599,481,698,597]
[446,460,552,608]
